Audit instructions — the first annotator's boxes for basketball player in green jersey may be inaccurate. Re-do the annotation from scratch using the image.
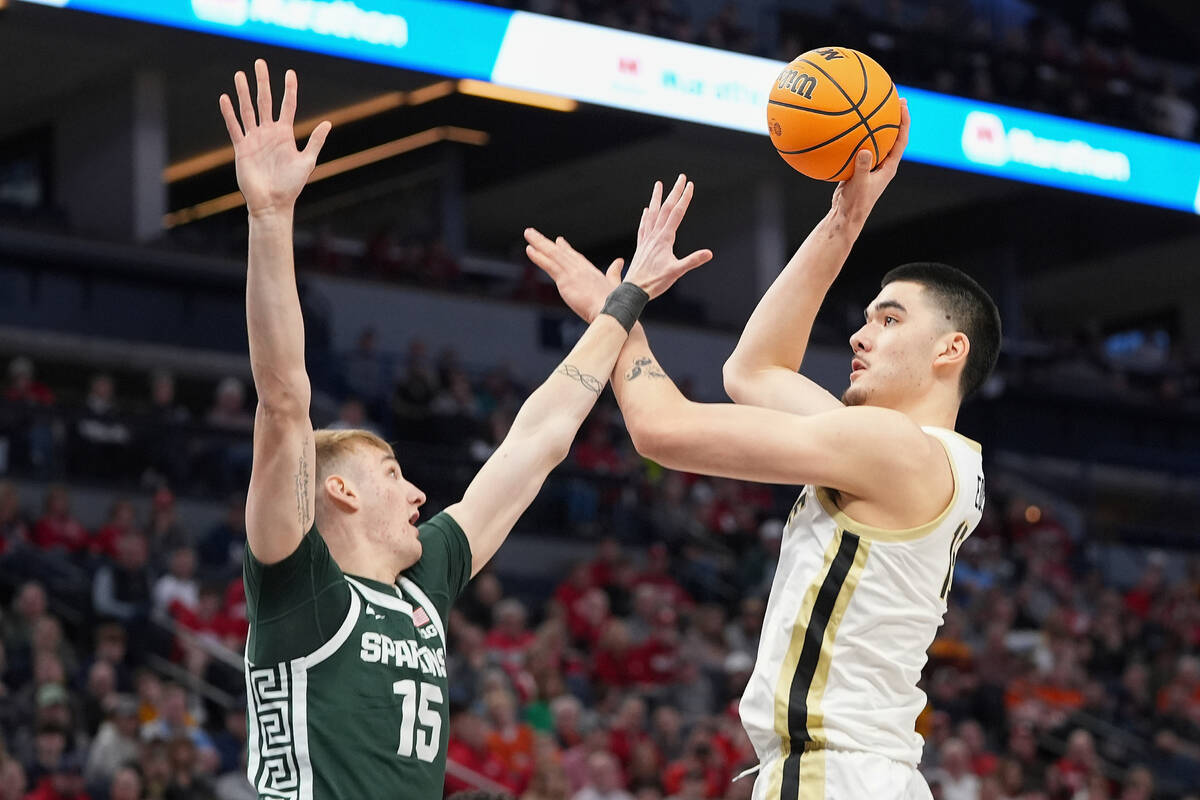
[218,60,712,799]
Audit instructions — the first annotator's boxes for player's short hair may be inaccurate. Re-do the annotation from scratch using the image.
[881,262,1001,399]
[314,428,396,485]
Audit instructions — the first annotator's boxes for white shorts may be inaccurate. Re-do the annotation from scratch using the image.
[745,748,932,800]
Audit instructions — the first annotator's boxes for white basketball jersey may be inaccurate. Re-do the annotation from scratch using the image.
[738,427,985,776]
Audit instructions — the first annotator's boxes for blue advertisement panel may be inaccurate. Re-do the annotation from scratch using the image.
[19,0,513,80]
[903,87,1200,215]
[17,0,1200,214]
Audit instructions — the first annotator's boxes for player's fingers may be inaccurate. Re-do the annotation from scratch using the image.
[606,259,625,282]
[234,71,257,130]
[663,180,695,232]
[673,248,713,277]
[854,149,874,175]
[525,244,558,277]
[648,180,663,217]
[255,60,273,124]
[888,98,911,166]
[661,174,686,216]
[303,120,331,160]
[218,94,244,145]
[279,69,299,127]
[557,235,578,254]
[523,227,553,251]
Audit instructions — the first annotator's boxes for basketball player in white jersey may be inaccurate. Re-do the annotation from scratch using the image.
[526,99,1002,800]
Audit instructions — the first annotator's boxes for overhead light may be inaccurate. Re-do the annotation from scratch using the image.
[457,79,578,112]
[164,81,456,183]
[164,126,488,228]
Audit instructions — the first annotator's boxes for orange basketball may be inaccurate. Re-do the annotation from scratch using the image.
[767,47,901,181]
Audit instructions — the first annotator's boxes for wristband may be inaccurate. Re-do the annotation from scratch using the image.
[600,283,650,332]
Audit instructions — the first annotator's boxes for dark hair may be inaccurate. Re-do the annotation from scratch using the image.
[881,262,1001,399]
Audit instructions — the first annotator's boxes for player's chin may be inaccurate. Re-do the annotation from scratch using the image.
[841,385,867,406]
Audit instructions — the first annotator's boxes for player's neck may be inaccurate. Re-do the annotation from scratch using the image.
[888,392,959,430]
[324,526,409,584]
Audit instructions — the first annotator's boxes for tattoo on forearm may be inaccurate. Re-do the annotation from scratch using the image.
[295,445,310,527]
[557,363,603,394]
[625,356,667,382]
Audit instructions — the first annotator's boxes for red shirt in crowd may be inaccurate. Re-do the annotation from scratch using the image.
[33,514,89,553]
[445,737,513,794]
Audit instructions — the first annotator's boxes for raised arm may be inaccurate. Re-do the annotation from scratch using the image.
[220,60,331,564]
[445,176,711,577]
[530,169,948,525]
[723,99,910,416]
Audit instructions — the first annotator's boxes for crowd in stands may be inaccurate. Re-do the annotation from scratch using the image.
[1,466,1198,799]
[0,481,253,800]
[479,0,1199,142]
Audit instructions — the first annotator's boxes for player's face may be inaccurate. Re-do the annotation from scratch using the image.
[356,448,427,567]
[842,281,945,408]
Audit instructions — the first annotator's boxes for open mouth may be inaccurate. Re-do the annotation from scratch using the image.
[409,511,420,526]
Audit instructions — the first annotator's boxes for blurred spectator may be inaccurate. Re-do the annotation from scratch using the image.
[88,498,138,562]
[147,487,190,569]
[487,599,535,676]
[145,370,190,425]
[0,757,27,800]
[0,481,30,554]
[3,580,47,658]
[108,766,143,800]
[142,370,192,487]
[24,749,89,800]
[205,378,251,432]
[4,357,54,406]
[572,751,632,800]
[213,751,255,800]
[197,494,246,580]
[32,486,88,555]
[92,532,153,626]
[73,373,133,478]
[484,687,535,792]
[458,572,503,630]
[140,739,173,800]
[1,356,55,473]
[141,684,215,756]
[153,546,199,619]
[343,326,385,404]
[391,339,438,441]
[164,734,216,800]
[327,397,382,437]
[83,695,140,789]
[927,738,981,800]
[445,710,511,795]
[208,705,246,777]
[172,583,248,679]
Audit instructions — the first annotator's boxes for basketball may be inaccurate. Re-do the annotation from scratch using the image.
[767,47,901,181]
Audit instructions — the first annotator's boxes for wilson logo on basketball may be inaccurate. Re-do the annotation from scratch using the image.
[776,69,818,101]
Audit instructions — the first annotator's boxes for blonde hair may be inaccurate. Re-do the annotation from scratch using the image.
[313,428,395,486]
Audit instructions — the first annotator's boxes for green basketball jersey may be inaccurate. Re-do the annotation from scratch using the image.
[242,512,472,800]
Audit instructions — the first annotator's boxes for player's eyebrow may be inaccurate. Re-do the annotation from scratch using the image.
[864,300,907,320]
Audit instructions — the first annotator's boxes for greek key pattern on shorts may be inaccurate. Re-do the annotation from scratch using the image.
[250,664,300,799]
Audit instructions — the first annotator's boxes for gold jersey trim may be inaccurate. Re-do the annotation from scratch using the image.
[814,433,961,543]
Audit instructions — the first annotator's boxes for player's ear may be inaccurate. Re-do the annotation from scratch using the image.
[324,474,360,512]
[933,331,970,377]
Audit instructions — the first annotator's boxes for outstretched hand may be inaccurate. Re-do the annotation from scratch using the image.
[831,97,910,222]
[523,229,623,323]
[623,174,713,298]
[524,173,713,323]
[219,59,331,216]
